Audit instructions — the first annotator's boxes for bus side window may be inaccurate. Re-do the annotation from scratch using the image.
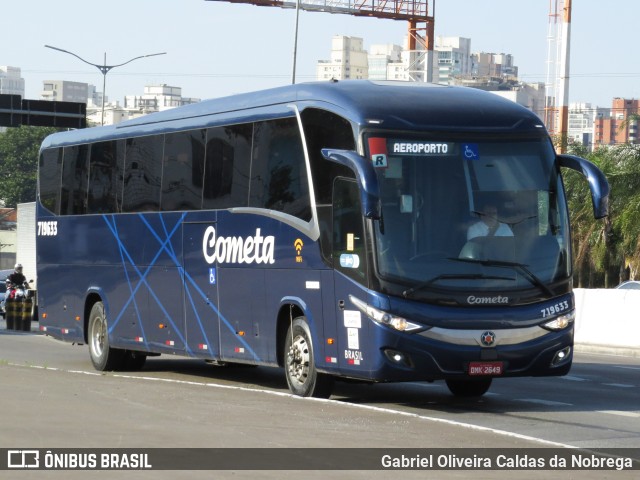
[88,140,123,214]
[203,124,251,209]
[333,178,366,283]
[60,144,89,215]
[250,118,312,222]
[122,135,163,213]
[161,130,206,212]
[39,148,63,215]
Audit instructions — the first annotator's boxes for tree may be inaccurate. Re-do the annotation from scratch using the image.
[603,144,640,281]
[0,126,59,208]
[564,142,640,287]
[563,152,603,287]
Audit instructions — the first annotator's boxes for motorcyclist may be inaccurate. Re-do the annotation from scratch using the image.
[5,263,32,331]
[6,263,28,299]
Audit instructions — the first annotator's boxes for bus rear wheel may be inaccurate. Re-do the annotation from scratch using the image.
[445,378,492,397]
[284,317,333,398]
[88,301,125,371]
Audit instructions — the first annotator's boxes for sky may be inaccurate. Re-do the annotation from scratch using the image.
[3,0,639,109]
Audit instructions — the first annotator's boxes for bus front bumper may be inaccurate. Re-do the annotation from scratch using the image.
[367,323,574,383]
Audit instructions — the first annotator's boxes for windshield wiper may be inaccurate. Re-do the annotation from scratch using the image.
[402,273,513,298]
[450,257,554,296]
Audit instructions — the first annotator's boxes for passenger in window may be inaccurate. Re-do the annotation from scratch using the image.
[467,203,513,240]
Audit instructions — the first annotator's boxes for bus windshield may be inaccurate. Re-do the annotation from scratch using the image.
[368,135,570,301]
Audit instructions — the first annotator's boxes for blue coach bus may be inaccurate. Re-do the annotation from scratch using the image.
[37,81,608,398]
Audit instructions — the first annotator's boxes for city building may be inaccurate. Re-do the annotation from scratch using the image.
[87,85,105,109]
[316,35,369,81]
[368,44,403,80]
[385,51,413,81]
[40,80,89,103]
[432,36,472,85]
[594,98,640,146]
[450,76,545,119]
[471,52,518,79]
[567,102,608,147]
[86,106,131,126]
[0,66,25,97]
[491,82,546,119]
[124,85,200,113]
[315,34,548,119]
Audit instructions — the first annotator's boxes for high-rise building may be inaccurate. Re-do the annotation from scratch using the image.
[368,44,403,80]
[0,66,25,96]
[316,36,369,81]
[471,52,518,79]
[41,80,89,103]
[433,36,472,85]
[567,103,608,147]
[594,98,640,146]
[87,85,105,108]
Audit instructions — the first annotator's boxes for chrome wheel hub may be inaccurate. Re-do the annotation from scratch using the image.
[287,335,310,386]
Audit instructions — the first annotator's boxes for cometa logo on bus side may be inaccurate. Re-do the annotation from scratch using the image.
[202,226,275,265]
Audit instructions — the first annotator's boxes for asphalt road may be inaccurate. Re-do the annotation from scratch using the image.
[0,324,638,480]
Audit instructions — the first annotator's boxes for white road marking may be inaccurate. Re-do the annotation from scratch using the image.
[602,383,636,388]
[515,398,573,407]
[561,375,587,382]
[7,360,577,448]
[598,410,640,418]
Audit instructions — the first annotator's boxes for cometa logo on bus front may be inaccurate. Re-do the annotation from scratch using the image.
[467,295,509,305]
[202,226,275,265]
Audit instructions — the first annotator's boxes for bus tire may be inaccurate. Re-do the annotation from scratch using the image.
[88,301,125,371]
[445,378,492,397]
[284,317,333,398]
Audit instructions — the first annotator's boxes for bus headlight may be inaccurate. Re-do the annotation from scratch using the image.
[542,311,575,331]
[349,296,423,332]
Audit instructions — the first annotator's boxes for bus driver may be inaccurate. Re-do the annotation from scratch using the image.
[467,203,513,240]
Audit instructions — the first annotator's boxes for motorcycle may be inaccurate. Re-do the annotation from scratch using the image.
[5,280,34,331]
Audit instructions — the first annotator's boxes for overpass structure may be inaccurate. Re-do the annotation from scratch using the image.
[206,0,435,82]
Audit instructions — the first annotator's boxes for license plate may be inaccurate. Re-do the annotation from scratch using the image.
[469,361,504,376]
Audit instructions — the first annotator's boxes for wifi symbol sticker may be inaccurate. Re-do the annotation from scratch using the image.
[294,239,304,263]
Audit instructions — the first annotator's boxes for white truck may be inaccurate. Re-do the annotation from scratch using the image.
[17,202,37,320]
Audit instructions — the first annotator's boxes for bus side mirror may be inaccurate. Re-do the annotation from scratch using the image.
[557,154,610,219]
[321,149,381,219]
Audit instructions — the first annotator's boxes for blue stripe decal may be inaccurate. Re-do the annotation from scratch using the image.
[107,215,148,349]
[101,213,259,361]
[138,214,258,360]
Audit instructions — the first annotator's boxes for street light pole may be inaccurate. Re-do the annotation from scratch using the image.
[291,0,301,84]
[44,45,166,126]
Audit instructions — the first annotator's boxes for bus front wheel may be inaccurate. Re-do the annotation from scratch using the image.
[445,378,492,397]
[284,317,333,398]
[88,301,125,371]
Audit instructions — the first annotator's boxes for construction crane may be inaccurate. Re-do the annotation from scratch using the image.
[205,0,435,82]
[545,0,572,152]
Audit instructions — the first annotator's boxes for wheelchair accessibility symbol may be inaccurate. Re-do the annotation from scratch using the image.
[463,143,479,160]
